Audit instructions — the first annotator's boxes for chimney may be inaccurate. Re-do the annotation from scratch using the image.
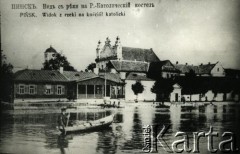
[200,63,203,66]
[94,67,99,75]
[208,62,210,65]
[59,67,64,74]
[176,61,179,64]
[120,72,126,80]
[185,63,188,65]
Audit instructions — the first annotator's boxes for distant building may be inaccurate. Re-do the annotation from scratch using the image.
[172,76,240,102]
[174,61,225,77]
[170,83,182,102]
[148,60,180,79]
[44,46,58,62]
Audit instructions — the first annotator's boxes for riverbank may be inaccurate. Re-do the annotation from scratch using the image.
[1,99,240,110]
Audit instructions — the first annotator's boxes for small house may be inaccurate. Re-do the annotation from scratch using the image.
[14,69,69,102]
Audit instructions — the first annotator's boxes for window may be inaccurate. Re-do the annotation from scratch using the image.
[19,84,25,94]
[95,85,102,94]
[87,85,94,94]
[78,85,86,94]
[217,68,219,72]
[29,85,36,94]
[45,85,52,95]
[57,85,64,95]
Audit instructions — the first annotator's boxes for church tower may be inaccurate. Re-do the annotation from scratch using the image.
[114,36,122,60]
[96,40,101,59]
[44,46,58,62]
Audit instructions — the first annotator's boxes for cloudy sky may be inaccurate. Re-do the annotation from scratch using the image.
[1,0,240,71]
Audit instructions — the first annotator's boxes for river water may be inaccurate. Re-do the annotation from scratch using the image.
[0,102,240,154]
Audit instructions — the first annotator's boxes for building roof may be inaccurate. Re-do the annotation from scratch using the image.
[149,60,180,72]
[198,63,216,75]
[63,71,123,83]
[99,73,123,83]
[15,70,124,84]
[126,73,154,81]
[174,62,218,75]
[110,60,149,72]
[14,69,68,83]
[174,64,199,74]
[122,47,160,62]
[45,46,57,53]
[63,71,98,81]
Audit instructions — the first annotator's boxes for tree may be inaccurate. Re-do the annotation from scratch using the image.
[131,81,144,102]
[184,69,197,101]
[0,53,14,104]
[151,78,174,104]
[86,63,96,72]
[42,53,76,71]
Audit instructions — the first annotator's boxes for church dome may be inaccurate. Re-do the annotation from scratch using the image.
[45,46,57,53]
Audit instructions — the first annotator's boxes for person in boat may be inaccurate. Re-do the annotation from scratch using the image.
[58,108,70,131]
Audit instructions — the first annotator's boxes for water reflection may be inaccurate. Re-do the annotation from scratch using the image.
[1,103,240,154]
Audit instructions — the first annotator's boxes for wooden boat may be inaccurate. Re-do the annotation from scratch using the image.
[57,110,115,134]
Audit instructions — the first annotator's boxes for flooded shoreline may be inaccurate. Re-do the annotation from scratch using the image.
[1,102,240,154]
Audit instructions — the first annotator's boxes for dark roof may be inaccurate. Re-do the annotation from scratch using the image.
[198,63,216,74]
[45,46,57,53]
[14,70,122,84]
[110,60,149,72]
[14,69,68,83]
[63,71,98,81]
[174,64,199,74]
[63,71,123,83]
[99,73,123,83]
[122,47,160,62]
[149,60,180,72]
[126,73,154,81]
[174,62,218,75]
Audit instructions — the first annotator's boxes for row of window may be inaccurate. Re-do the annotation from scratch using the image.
[77,85,123,95]
[18,84,65,95]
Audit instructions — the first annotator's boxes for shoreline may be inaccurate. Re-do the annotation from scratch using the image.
[1,99,240,110]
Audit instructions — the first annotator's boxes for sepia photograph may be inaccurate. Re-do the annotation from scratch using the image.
[0,0,240,153]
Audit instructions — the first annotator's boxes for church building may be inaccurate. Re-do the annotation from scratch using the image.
[95,37,160,101]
